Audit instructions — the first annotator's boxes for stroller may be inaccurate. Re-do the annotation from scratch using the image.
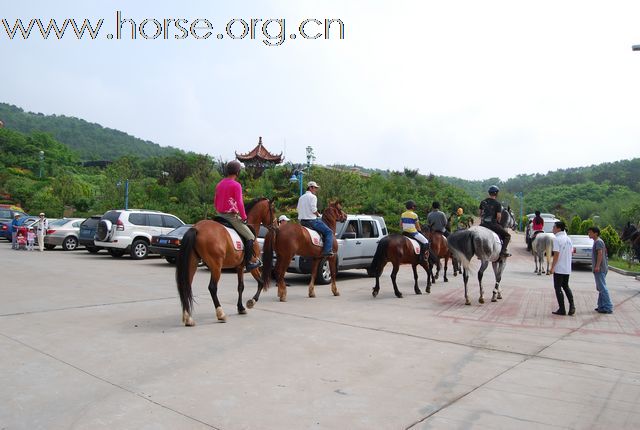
[15,226,28,250]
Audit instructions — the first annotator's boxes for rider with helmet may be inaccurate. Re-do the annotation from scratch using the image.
[400,200,429,263]
[214,160,262,270]
[479,185,511,257]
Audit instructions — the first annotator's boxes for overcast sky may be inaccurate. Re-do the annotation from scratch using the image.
[2,1,639,180]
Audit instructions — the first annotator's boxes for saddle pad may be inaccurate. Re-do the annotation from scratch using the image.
[407,237,421,254]
[303,227,323,247]
[224,227,244,251]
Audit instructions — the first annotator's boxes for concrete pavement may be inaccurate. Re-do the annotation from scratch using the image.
[1,232,640,429]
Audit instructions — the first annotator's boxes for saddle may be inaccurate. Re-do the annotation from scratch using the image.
[302,227,323,248]
[213,216,244,251]
[401,232,422,254]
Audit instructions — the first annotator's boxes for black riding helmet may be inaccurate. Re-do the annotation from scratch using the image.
[488,185,500,195]
[405,200,416,210]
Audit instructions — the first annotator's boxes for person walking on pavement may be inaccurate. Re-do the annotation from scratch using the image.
[10,213,20,249]
[550,221,575,316]
[35,212,49,252]
[588,226,613,314]
[297,181,334,256]
[214,160,262,270]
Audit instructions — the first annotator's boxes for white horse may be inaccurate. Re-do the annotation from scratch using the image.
[531,233,554,275]
[447,226,507,305]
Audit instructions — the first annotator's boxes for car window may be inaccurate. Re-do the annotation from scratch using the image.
[72,221,82,228]
[162,215,183,228]
[102,211,121,223]
[0,209,11,218]
[81,217,100,228]
[49,219,68,227]
[148,214,163,227]
[129,213,147,225]
[361,220,378,238]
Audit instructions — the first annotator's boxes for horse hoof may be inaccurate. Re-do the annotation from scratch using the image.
[425,287,431,294]
[215,307,226,322]
[497,293,503,300]
[491,297,497,302]
[333,291,340,297]
[372,289,379,298]
[444,278,448,283]
[246,299,255,309]
[415,289,422,295]
[309,292,316,298]
[465,300,471,305]
[238,309,247,315]
[396,293,403,298]
[479,298,485,304]
[184,317,195,327]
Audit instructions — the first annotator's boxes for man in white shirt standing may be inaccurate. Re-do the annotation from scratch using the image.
[35,212,48,252]
[550,221,575,316]
[297,181,334,256]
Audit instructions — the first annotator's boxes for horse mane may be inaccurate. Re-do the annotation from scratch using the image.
[245,197,269,212]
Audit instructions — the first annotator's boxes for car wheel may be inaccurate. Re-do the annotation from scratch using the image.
[44,244,56,250]
[86,246,100,254]
[63,236,78,251]
[130,239,149,260]
[109,249,125,258]
[165,256,176,264]
[315,258,332,285]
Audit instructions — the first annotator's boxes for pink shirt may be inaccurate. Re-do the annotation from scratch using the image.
[532,217,544,232]
[214,177,247,220]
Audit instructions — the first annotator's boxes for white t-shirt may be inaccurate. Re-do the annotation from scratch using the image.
[297,191,318,220]
[552,231,572,275]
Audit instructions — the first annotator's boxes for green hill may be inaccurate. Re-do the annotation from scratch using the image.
[0,102,183,160]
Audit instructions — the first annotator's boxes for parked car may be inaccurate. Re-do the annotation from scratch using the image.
[150,224,193,263]
[525,213,560,249]
[285,214,388,284]
[0,215,39,241]
[43,218,84,250]
[94,209,185,259]
[569,234,594,266]
[78,215,104,253]
[0,205,28,224]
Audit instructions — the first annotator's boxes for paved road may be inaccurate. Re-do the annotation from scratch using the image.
[1,232,640,429]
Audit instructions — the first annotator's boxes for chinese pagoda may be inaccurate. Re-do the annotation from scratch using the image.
[235,136,284,177]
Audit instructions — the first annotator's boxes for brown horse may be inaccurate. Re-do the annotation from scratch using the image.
[175,197,275,326]
[423,229,454,283]
[260,201,347,302]
[369,234,432,298]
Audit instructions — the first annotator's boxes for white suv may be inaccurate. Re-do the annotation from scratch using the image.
[94,209,185,259]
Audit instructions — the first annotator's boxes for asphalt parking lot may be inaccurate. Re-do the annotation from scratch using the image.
[2,232,640,429]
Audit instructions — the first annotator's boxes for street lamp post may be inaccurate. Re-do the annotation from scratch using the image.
[117,179,130,209]
[289,170,304,196]
[39,151,44,178]
[514,192,524,231]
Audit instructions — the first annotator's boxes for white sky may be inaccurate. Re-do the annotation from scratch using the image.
[1,0,639,180]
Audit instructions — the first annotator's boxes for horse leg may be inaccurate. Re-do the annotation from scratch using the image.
[329,255,340,297]
[478,260,489,304]
[372,261,386,298]
[179,250,199,327]
[463,268,470,305]
[492,260,505,301]
[274,254,291,302]
[236,267,247,315]
[308,259,320,298]
[435,258,441,280]
[207,265,226,322]
[246,267,264,309]
[443,256,449,283]
[412,264,422,295]
[420,260,431,293]
[390,263,403,298]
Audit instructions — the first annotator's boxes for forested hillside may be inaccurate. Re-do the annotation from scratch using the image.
[0,103,183,160]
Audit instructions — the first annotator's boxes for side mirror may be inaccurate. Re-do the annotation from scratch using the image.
[342,232,356,240]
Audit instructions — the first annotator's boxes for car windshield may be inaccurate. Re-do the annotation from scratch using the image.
[49,219,69,227]
[570,235,594,246]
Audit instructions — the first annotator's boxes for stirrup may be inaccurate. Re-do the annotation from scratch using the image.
[245,258,263,271]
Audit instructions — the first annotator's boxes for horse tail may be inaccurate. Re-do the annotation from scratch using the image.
[447,230,473,270]
[261,228,276,290]
[176,227,197,315]
[370,235,390,277]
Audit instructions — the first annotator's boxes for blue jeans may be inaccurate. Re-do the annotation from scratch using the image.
[594,271,613,312]
[301,219,334,254]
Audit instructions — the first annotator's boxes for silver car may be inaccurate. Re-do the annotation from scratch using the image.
[569,234,594,266]
[43,218,84,251]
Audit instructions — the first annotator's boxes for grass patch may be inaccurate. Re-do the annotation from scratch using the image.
[608,256,640,272]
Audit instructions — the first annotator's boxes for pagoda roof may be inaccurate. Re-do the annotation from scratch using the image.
[236,137,283,163]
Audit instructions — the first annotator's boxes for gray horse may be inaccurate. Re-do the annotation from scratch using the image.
[531,232,554,275]
[447,226,507,305]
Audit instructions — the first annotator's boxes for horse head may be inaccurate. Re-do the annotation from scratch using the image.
[322,200,348,231]
[246,197,277,232]
[621,222,638,242]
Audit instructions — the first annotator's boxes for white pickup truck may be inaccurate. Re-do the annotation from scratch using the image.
[287,214,388,284]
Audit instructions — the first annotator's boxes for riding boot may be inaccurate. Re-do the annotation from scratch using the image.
[500,236,511,257]
[419,243,428,264]
[244,239,262,271]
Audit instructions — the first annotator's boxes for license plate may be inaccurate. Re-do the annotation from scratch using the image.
[159,239,169,244]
